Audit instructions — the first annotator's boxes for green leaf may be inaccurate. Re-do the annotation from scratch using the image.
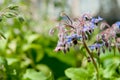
[0,56,8,80]
[0,32,6,39]
[65,67,91,80]
[36,64,54,80]
[6,58,18,65]
[25,34,40,43]
[18,15,24,23]
[23,69,47,80]
[8,4,19,10]
[0,56,8,68]
[4,12,17,18]
[0,16,2,22]
[102,58,120,78]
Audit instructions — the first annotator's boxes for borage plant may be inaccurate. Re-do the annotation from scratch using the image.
[49,12,120,79]
[0,5,24,80]
[0,4,24,39]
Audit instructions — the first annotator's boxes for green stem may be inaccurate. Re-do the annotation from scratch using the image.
[82,39,98,71]
[82,32,99,80]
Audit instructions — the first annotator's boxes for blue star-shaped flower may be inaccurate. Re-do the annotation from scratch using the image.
[115,21,120,29]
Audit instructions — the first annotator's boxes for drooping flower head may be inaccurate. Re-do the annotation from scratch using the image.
[49,12,105,54]
[50,12,120,55]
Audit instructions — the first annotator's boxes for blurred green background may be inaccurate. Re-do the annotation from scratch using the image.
[0,0,120,80]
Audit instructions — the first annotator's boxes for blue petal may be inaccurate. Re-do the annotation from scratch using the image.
[91,18,96,23]
[91,16,103,23]
[98,16,103,21]
[89,43,103,50]
[90,23,95,29]
[83,26,90,32]
[77,35,82,40]
[95,43,103,48]
[115,21,120,29]
[71,34,77,38]
[88,45,95,50]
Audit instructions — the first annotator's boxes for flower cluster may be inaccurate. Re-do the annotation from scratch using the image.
[91,21,120,54]
[49,12,120,56]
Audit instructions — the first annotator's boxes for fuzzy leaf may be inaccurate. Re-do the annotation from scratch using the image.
[0,32,6,39]
[23,69,47,80]
[18,15,24,23]
[65,68,90,80]
[4,12,16,18]
[8,4,19,10]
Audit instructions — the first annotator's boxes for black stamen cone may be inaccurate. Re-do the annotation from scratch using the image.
[95,47,98,51]
[105,42,109,47]
[89,30,92,34]
[108,47,111,52]
[72,38,78,45]
[97,49,100,56]
[102,47,105,53]
[85,17,89,21]
[87,57,91,62]
[95,23,98,25]
[67,47,70,52]
[63,48,66,54]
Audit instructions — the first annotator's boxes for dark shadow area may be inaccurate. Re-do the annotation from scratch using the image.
[39,53,71,79]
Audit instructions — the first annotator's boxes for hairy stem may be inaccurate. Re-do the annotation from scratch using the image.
[82,32,99,79]
[82,39,98,72]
